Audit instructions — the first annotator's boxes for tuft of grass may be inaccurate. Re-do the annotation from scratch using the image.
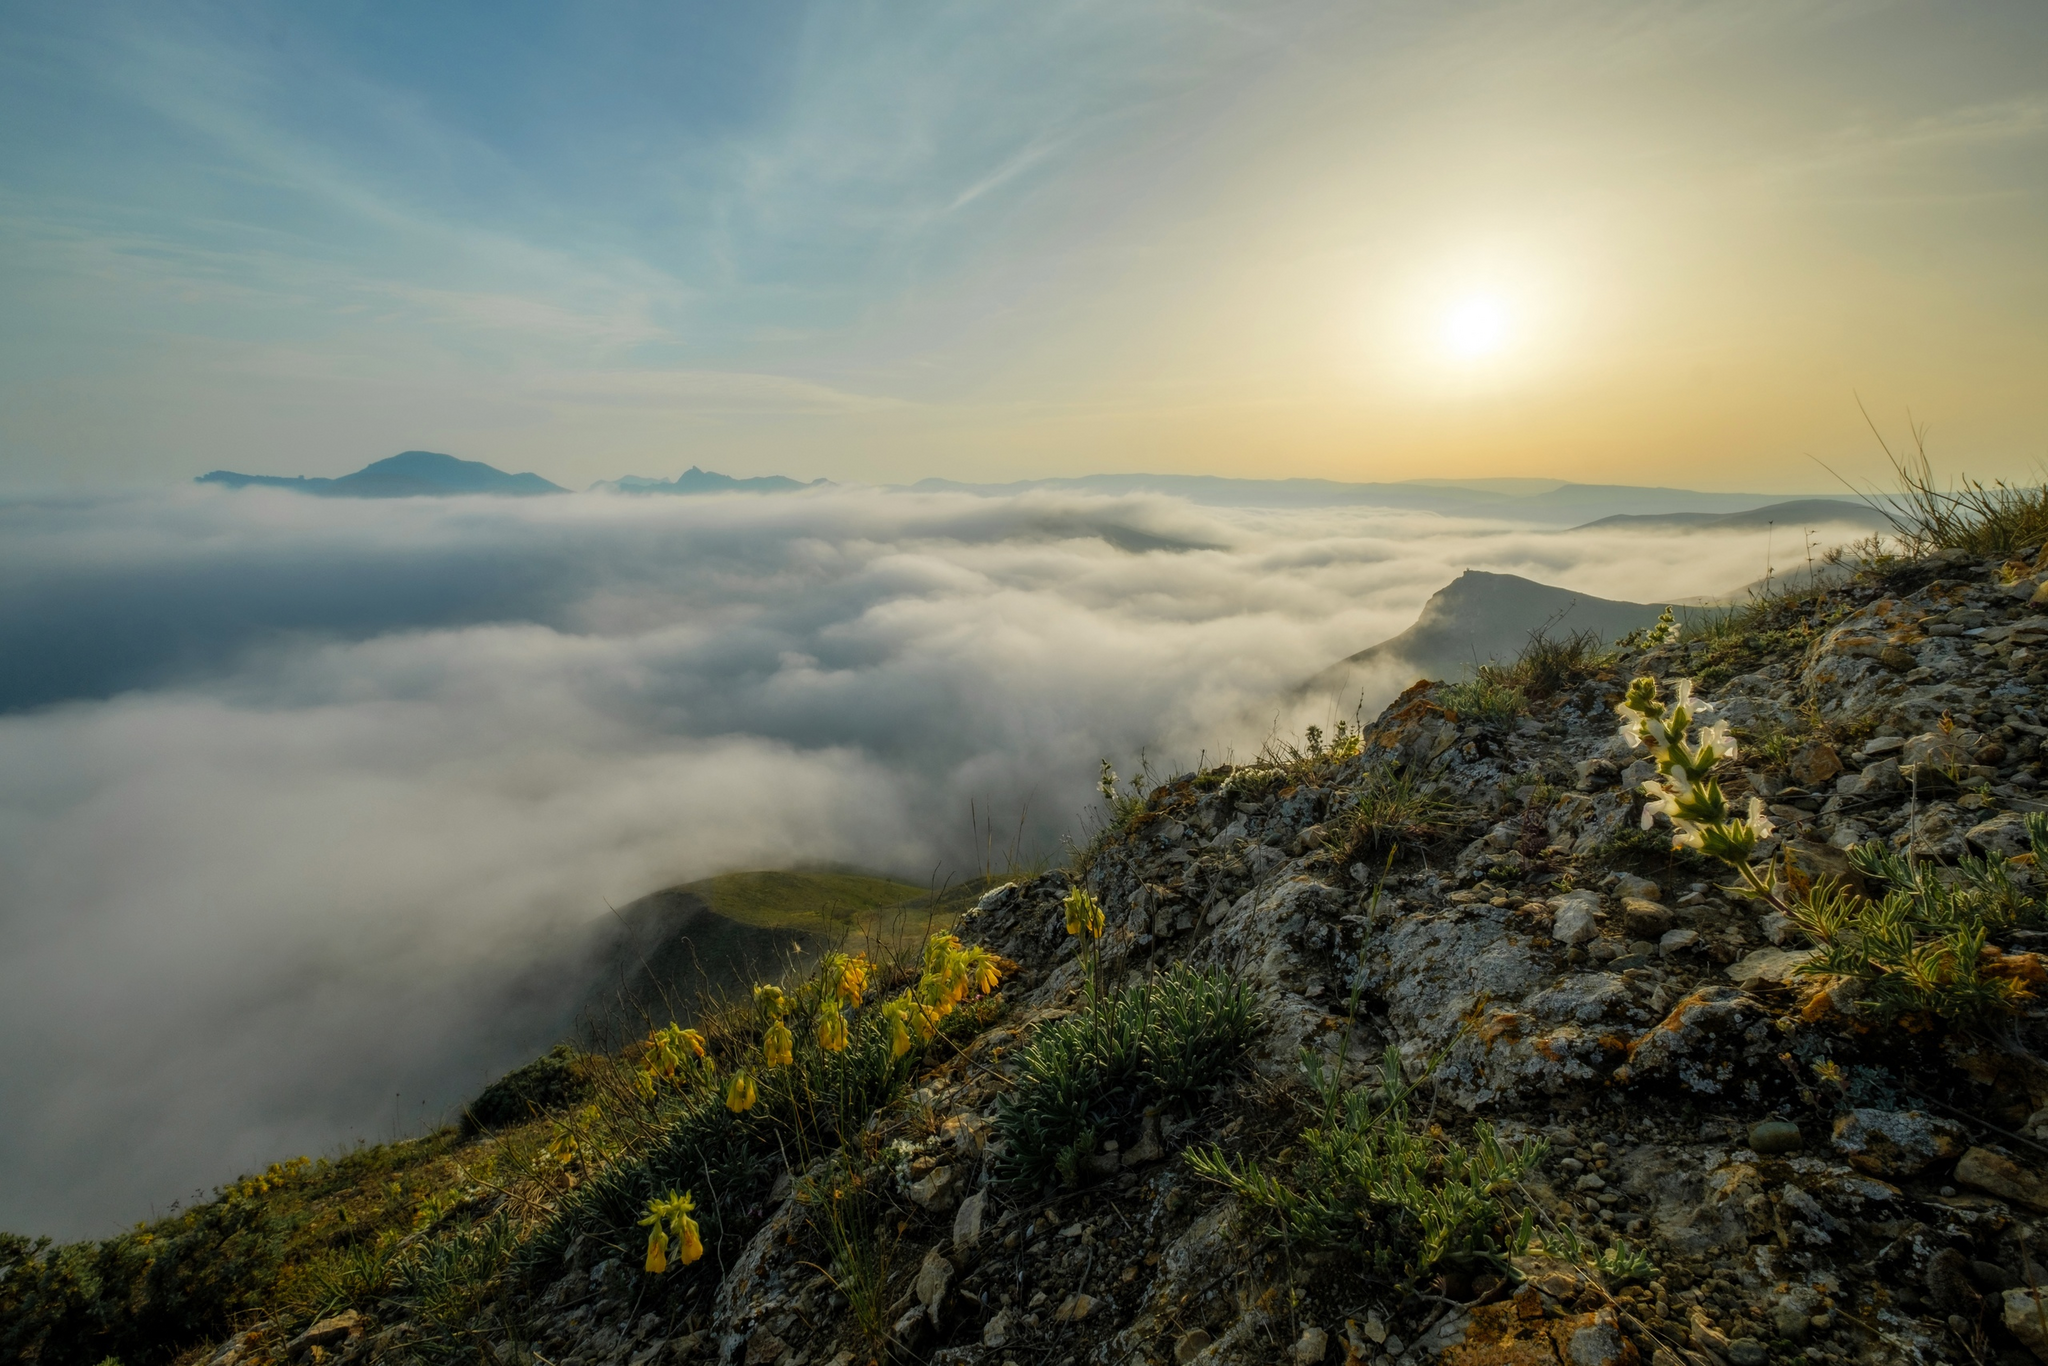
[1478,628,1613,701]
[1855,418,2048,559]
[1185,1046,1545,1288]
[994,964,1258,1189]
[1331,768,1461,864]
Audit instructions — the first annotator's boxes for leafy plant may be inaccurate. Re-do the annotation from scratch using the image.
[1439,677,1526,728]
[995,963,1258,1187]
[1185,1046,1545,1286]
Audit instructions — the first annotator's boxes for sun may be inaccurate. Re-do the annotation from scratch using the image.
[1440,294,1511,360]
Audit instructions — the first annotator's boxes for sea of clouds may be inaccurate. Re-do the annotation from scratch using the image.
[0,483,1835,1237]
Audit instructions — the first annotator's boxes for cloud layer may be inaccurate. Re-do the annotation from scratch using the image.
[0,485,1841,1236]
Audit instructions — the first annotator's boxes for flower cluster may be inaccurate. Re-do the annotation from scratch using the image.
[636,1023,712,1099]
[1616,675,1774,865]
[878,933,1002,1058]
[1063,887,1105,939]
[640,1190,703,1273]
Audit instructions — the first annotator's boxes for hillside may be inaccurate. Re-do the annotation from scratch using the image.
[16,528,2048,1366]
[578,870,993,1045]
[197,451,566,498]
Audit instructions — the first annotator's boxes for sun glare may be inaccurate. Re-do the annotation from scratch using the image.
[1440,294,1510,360]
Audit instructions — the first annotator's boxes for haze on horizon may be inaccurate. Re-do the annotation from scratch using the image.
[4,1,2046,494]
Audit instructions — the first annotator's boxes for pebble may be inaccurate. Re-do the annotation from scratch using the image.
[1747,1120,1804,1154]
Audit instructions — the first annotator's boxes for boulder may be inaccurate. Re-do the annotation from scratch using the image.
[1829,1109,1967,1177]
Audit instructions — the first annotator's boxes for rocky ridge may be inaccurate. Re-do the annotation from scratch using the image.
[254,547,2048,1366]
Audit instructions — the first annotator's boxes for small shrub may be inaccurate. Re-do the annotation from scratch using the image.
[1477,628,1612,701]
[995,964,1258,1188]
[1185,1047,1545,1287]
[1438,678,1526,728]
[463,1044,593,1134]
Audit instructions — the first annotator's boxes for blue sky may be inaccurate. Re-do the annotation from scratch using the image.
[3,0,2046,490]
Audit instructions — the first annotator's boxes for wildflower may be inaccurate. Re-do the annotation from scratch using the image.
[823,952,872,1006]
[1063,887,1105,939]
[816,1000,849,1052]
[725,1070,758,1113]
[763,1019,794,1068]
[753,984,787,1018]
[965,945,1002,995]
[1618,675,1767,857]
[881,998,914,1058]
[640,1191,702,1272]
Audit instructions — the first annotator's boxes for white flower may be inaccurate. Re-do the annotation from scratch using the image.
[1746,796,1775,842]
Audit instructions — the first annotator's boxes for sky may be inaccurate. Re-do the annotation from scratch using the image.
[0,485,1855,1237]
[3,0,2045,492]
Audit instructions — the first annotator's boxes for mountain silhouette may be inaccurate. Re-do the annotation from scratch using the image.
[590,465,827,495]
[197,451,566,497]
[1306,569,1671,697]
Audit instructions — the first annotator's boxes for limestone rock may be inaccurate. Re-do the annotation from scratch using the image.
[914,1247,954,1323]
[908,1164,960,1212]
[1551,891,1601,944]
[1968,811,2035,858]
[286,1311,363,1359]
[2005,1288,2048,1363]
[1746,1120,1802,1154]
[1292,1325,1329,1362]
[1620,898,1673,941]
[1829,1109,1966,1177]
[1956,1147,2048,1212]
[1173,1329,1213,1363]
[1623,985,1771,1095]
[980,1308,1012,1348]
[951,1188,986,1250]
[1726,945,1817,988]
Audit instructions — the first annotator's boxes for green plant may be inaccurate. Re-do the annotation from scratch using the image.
[1332,768,1461,863]
[1476,628,1613,701]
[1596,1239,1657,1284]
[799,1155,894,1349]
[1439,677,1526,728]
[1621,675,2048,1023]
[995,964,1258,1188]
[1855,418,2048,558]
[462,1044,593,1134]
[1185,1046,1545,1286]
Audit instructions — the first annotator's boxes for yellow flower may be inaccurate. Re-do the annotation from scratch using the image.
[676,1213,703,1265]
[966,946,1002,995]
[639,1191,699,1273]
[881,998,913,1058]
[725,1070,758,1112]
[1063,887,1105,939]
[754,984,787,1017]
[823,952,872,1006]
[763,1020,794,1067]
[644,1226,668,1274]
[816,1001,849,1052]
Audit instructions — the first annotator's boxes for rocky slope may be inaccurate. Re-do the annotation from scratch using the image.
[220,546,2048,1366]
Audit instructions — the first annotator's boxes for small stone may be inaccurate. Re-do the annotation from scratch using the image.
[1552,892,1601,945]
[1789,742,1844,786]
[1612,874,1660,901]
[1658,928,1698,956]
[1621,899,1674,941]
[1758,912,1794,945]
[1360,1315,1388,1344]
[908,1164,960,1212]
[286,1312,363,1359]
[952,1189,987,1250]
[742,1333,788,1366]
[1292,1325,1329,1363]
[1053,1293,1096,1323]
[2005,1288,2048,1363]
[1725,1341,1768,1366]
[1956,1147,2048,1212]
[981,1308,1012,1348]
[1123,1112,1165,1166]
[1747,1120,1803,1154]
[1174,1329,1213,1364]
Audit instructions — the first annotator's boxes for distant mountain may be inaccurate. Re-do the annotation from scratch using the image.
[1305,570,1672,698]
[910,473,1849,526]
[197,451,566,498]
[590,466,827,495]
[1573,497,1886,533]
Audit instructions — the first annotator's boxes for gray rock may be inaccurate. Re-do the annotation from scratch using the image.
[1292,1325,1329,1362]
[1173,1329,1213,1364]
[980,1308,1012,1348]
[1725,1340,1768,1366]
[1612,874,1660,901]
[1552,892,1601,945]
[908,1164,959,1212]
[1967,811,2034,857]
[2003,1288,2048,1363]
[1830,1109,1966,1177]
[951,1188,986,1250]
[1659,928,1698,956]
[1726,946,1817,988]
[914,1247,954,1323]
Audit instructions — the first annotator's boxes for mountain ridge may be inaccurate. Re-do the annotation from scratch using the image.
[197,450,565,498]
